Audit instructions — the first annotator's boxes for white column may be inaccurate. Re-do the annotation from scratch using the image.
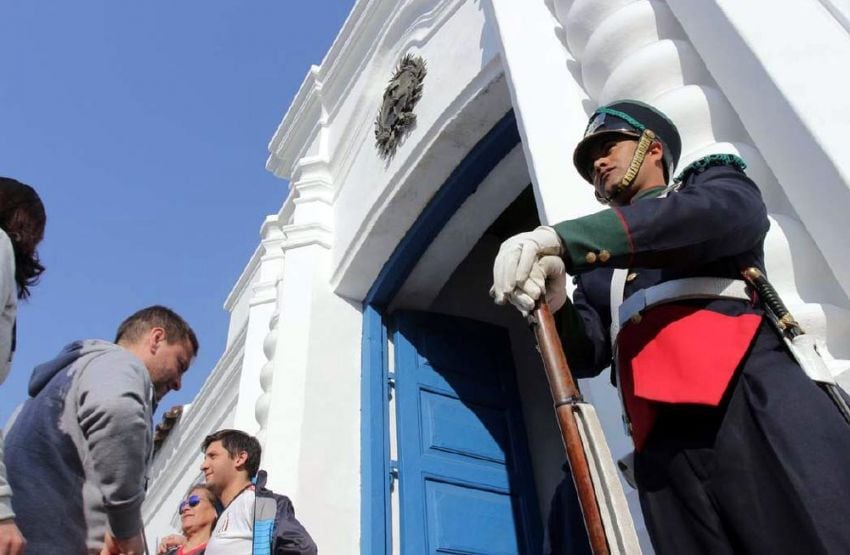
[666,0,850,300]
[253,291,281,446]
[483,0,601,224]
[255,154,363,552]
[254,152,334,456]
[233,217,286,434]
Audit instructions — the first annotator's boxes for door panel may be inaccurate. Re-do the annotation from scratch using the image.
[393,311,542,554]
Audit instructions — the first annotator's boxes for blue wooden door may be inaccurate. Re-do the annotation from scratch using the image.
[393,311,542,554]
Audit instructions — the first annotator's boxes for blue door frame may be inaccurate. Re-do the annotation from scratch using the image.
[359,110,522,553]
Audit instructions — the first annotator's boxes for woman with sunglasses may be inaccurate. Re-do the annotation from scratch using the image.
[160,485,218,555]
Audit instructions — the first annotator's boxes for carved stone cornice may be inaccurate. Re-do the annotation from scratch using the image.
[266,0,465,187]
[281,222,333,251]
[223,244,263,313]
[267,67,328,179]
[223,214,288,314]
[291,155,334,207]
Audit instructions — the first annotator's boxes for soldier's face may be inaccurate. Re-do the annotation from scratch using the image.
[589,138,639,202]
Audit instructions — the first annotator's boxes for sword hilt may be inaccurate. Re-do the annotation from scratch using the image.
[743,270,850,426]
[742,267,803,337]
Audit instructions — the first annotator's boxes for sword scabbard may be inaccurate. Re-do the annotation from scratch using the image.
[742,267,803,337]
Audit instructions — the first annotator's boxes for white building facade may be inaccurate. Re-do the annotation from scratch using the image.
[143,1,850,552]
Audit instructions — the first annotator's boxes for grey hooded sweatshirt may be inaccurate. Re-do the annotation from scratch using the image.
[4,340,154,553]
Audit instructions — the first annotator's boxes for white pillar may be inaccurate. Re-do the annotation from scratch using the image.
[233,217,286,434]
[256,154,363,552]
[666,0,850,301]
[483,0,602,224]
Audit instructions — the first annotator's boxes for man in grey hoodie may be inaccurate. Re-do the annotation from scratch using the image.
[3,305,198,554]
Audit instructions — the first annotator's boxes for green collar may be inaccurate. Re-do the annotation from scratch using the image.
[630,185,667,203]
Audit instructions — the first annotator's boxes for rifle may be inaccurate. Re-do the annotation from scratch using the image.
[529,303,610,554]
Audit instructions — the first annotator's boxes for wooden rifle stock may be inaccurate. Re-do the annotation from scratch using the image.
[530,303,609,554]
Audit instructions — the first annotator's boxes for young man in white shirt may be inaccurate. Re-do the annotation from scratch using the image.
[200,429,316,555]
[200,430,257,554]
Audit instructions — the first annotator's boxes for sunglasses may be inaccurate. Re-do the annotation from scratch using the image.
[179,495,202,513]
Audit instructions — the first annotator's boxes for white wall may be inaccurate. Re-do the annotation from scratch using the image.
[267,0,512,303]
[259,241,364,553]
[259,3,523,544]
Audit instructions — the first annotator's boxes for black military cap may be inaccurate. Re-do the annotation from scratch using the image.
[573,100,682,184]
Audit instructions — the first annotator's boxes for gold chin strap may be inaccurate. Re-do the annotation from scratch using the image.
[601,128,656,204]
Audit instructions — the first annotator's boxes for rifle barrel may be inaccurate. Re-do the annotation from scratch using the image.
[532,303,609,554]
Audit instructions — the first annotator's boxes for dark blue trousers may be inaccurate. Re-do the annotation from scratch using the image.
[635,324,850,554]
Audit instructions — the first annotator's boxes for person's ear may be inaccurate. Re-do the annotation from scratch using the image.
[649,141,663,159]
[149,327,166,354]
[233,450,249,470]
[646,141,665,172]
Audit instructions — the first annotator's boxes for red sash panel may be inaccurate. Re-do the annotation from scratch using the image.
[617,304,762,450]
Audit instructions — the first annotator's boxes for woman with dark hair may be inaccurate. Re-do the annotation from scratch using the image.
[0,177,46,300]
[0,176,46,555]
[159,485,219,555]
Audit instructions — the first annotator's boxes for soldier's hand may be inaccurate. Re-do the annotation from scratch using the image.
[509,255,568,316]
[491,226,563,305]
[0,518,26,555]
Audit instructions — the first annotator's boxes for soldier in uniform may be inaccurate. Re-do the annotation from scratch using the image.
[490,100,850,553]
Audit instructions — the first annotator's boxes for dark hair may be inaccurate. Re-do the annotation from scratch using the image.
[185,483,218,532]
[114,305,199,356]
[0,177,46,299]
[202,429,261,479]
[188,483,217,506]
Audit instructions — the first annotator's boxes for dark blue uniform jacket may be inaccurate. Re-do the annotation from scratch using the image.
[553,160,771,448]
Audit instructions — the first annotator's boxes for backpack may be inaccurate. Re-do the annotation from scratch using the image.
[252,470,317,555]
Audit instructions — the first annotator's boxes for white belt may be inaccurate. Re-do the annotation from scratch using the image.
[618,277,751,331]
[609,269,629,344]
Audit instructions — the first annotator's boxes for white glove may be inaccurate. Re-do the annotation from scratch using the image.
[491,226,564,305]
[508,255,568,316]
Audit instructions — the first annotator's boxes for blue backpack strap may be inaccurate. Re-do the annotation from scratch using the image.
[252,493,277,555]
[250,470,318,555]
[271,493,318,555]
[251,470,318,555]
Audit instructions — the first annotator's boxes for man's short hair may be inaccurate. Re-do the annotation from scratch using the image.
[202,429,262,479]
[114,305,199,356]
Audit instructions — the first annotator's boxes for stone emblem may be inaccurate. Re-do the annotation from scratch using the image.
[374,53,426,158]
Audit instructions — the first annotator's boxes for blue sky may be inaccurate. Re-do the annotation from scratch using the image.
[0,1,354,425]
